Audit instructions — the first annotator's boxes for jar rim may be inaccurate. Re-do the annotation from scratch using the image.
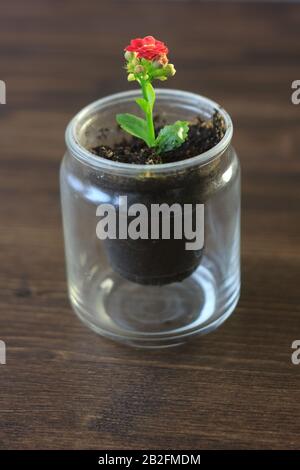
[65,88,233,174]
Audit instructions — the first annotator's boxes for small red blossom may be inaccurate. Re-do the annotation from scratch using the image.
[125,35,169,61]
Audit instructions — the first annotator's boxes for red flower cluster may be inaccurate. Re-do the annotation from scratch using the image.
[125,36,169,62]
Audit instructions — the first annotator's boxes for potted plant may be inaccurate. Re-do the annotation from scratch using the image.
[61,36,241,347]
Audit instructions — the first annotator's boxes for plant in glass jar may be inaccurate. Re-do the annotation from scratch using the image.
[61,35,240,347]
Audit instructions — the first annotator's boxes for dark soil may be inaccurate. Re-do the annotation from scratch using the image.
[91,111,226,165]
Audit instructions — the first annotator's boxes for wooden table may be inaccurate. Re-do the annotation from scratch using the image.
[1,0,300,450]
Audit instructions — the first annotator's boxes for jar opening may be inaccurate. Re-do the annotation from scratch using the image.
[65,89,233,175]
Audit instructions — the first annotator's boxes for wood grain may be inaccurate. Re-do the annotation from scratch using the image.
[0,0,300,450]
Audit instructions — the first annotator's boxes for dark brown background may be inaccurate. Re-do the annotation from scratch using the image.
[0,0,300,450]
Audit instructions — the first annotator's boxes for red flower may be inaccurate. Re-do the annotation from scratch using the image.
[125,36,169,62]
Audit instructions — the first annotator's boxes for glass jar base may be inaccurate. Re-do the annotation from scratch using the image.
[69,265,240,348]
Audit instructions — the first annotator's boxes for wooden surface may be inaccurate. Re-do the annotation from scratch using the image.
[1,0,300,450]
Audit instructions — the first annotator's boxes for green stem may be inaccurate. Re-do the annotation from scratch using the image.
[140,79,156,147]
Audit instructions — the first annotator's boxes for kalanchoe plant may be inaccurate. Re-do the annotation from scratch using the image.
[116,36,189,153]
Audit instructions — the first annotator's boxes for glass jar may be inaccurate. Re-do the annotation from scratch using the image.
[61,89,240,348]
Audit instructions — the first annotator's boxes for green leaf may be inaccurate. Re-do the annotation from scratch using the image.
[135,97,150,114]
[144,82,155,107]
[155,121,189,153]
[116,113,151,146]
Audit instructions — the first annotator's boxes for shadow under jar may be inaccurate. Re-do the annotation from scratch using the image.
[61,89,240,348]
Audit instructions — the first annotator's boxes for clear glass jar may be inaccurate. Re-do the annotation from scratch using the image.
[61,89,240,348]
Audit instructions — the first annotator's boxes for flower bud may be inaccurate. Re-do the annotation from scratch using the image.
[127,73,135,82]
[152,60,163,69]
[134,65,145,74]
[124,51,137,61]
[165,64,176,77]
[159,54,169,66]
[126,63,134,73]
